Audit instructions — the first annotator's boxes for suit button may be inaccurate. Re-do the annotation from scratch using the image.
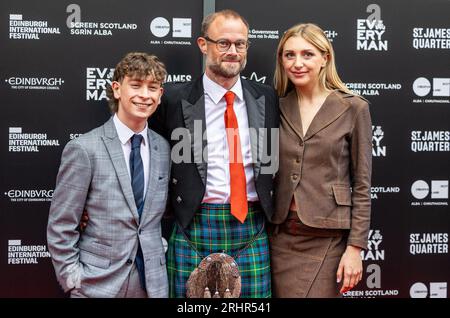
[292,174,298,181]
[176,196,182,203]
[126,259,133,265]
[295,158,300,163]
[299,141,304,147]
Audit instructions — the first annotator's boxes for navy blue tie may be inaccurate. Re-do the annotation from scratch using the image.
[129,134,146,289]
[130,134,144,215]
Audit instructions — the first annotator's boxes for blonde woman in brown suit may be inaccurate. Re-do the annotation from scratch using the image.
[270,23,372,298]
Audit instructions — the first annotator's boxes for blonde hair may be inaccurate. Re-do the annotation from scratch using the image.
[274,23,353,97]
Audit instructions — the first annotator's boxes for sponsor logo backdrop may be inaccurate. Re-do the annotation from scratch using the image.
[1,0,448,297]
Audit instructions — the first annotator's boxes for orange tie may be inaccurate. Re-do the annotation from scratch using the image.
[224,91,248,223]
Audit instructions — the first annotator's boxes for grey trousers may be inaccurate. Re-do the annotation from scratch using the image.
[70,264,147,298]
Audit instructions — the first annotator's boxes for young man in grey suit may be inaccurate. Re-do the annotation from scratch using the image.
[47,52,170,298]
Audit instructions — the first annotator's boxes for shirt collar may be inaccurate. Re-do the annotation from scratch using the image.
[113,114,148,146]
[203,73,244,105]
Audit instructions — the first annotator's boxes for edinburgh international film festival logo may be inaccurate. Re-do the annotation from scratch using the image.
[8,127,60,152]
[9,14,60,40]
[149,17,192,46]
[356,4,388,51]
[7,240,51,265]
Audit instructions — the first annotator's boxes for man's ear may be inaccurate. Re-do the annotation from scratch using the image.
[197,37,208,55]
[111,81,121,99]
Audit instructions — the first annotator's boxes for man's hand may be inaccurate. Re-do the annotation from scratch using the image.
[336,245,363,294]
[79,210,89,232]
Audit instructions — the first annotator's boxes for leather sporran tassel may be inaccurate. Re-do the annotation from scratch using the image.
[224,288,232,298]
[203,287,211,298]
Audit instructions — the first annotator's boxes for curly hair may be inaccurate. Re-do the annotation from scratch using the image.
[106,52,167,113]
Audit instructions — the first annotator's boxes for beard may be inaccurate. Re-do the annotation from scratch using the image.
[207,56,247,78]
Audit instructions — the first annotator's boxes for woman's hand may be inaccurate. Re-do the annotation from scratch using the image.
[336,245,363,294]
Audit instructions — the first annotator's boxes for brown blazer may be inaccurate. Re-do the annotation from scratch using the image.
[272,89,372,249]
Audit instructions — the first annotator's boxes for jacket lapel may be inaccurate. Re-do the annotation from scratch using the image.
[101,117,140,223]
[242,79,266,180]
[279,90,304,140]
[181,77,207,185]
[140,129,160,223]
[303,90,351,140]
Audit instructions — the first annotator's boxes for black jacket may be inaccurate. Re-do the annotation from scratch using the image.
[149,76,280,228]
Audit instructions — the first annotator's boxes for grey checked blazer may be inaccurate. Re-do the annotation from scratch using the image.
[47,117,170,297]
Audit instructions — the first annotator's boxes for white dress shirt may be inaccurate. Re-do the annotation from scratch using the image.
[113,114,150,198]
[202,74,257,203]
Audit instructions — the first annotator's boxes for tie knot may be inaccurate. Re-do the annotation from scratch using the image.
[224,91,235,106]
[131,134,143,149]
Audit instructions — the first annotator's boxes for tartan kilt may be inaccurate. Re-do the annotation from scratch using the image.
[167,202,271,298]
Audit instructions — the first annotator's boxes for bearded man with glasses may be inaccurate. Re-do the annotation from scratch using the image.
[149,9,279,298]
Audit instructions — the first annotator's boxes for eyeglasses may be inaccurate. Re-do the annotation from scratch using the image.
[204,36,250,53]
